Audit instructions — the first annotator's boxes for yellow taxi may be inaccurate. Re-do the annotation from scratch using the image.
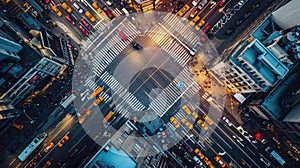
[78,117,85,124]
[178,4,190,17]
[93,96,104,106]
[190,15,200,26]
[195,20,206,30]
[51,6,62,17]
[203,114,214,125]
[12,123,24,129]
[58,135,69,147]
[191,111,199,120]
[182,105,192,115]
[61,2,72,13]
[214,155,227,168]
[44,142,54,153]
[85,11,96,22]
[180,118,193,130]
[92,2,102,13]
[197,119,208,130]
[203,157,215,168]
[194,148,205,159]
[42,161,51,168]
[170,117,180,128]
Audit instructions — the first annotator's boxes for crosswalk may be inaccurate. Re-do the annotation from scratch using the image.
[149,66,200,117]
[94,21,108,31]
[147,26,191,67]
[112,8,123,18]
[161,13,201,48]
[90,23,139,76]
[98,71,145,111]
[82,19,146,117]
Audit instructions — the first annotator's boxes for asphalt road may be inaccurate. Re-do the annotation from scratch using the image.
[0,1,287,168]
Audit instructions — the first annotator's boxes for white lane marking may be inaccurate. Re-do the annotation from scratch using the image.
[9,158,16,166]
[216,142,242,167]
[68,131,89,152]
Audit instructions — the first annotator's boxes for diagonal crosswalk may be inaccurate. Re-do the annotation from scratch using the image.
[148,65,200,117]
[161,13,201,48]
[147,26,190,67]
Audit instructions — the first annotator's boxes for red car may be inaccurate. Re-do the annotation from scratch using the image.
[79,25,89,36]
[254,132,268,144]
[79,107,87,115]
[29,153,42,167]
[218,0,226,7]
[28,75,41,84]
[200,24,211,35]
[103,6,115,20]
[119,31,128,40]
[65,15,75,25]
[81,18,92,30]
[182,141,193,153]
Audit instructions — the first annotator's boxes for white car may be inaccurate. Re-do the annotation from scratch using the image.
[260,157,271,167]
[190,48,197,56]
[198,0,208,10]
[222,116,233,126]
[232,135,244,147]
[193,156,203,165]
[73,2,83,13]
[106,1,113,6]
[192,0,200,6]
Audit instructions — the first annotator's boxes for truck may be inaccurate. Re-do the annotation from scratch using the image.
[60,93,76,109]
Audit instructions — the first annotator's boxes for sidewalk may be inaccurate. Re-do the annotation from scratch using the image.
[188,53,243,125]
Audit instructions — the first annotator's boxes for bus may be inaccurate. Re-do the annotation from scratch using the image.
[60,93,76,109]
[271,150,286,165]
[103,111,114,123]
[90,87,103,98]
[18,132,47,161]
[265,147,286,166]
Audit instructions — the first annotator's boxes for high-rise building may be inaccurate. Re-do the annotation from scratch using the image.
[0,35,22,62]
[0,15,63,119]
[212,38,289,94]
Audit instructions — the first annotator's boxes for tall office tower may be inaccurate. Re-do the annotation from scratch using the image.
[0,17,63,120]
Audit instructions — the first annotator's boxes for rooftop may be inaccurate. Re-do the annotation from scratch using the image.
[232,39,289,91]
[85,142,137,168]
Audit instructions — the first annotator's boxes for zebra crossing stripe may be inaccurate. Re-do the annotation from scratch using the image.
[181,53,190,65]
[94,59,105,72]
[148,26,160,37]
[177,48,187,66]
[158,34,168,45]
[149,102,159,113]
[168,84,180,97]
[113,39,123,53]
[127,21,141,34]
[84,78,92,87]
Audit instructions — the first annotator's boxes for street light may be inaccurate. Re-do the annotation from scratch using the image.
[23,109,35,124]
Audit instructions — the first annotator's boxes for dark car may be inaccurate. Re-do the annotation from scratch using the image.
[102,6,115,20]
[182,141,193,153]
[235,18,243,26]
[244,11,252,19]
[174,1,184,13]
[132,42,143,50]
[226,27,234,35]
